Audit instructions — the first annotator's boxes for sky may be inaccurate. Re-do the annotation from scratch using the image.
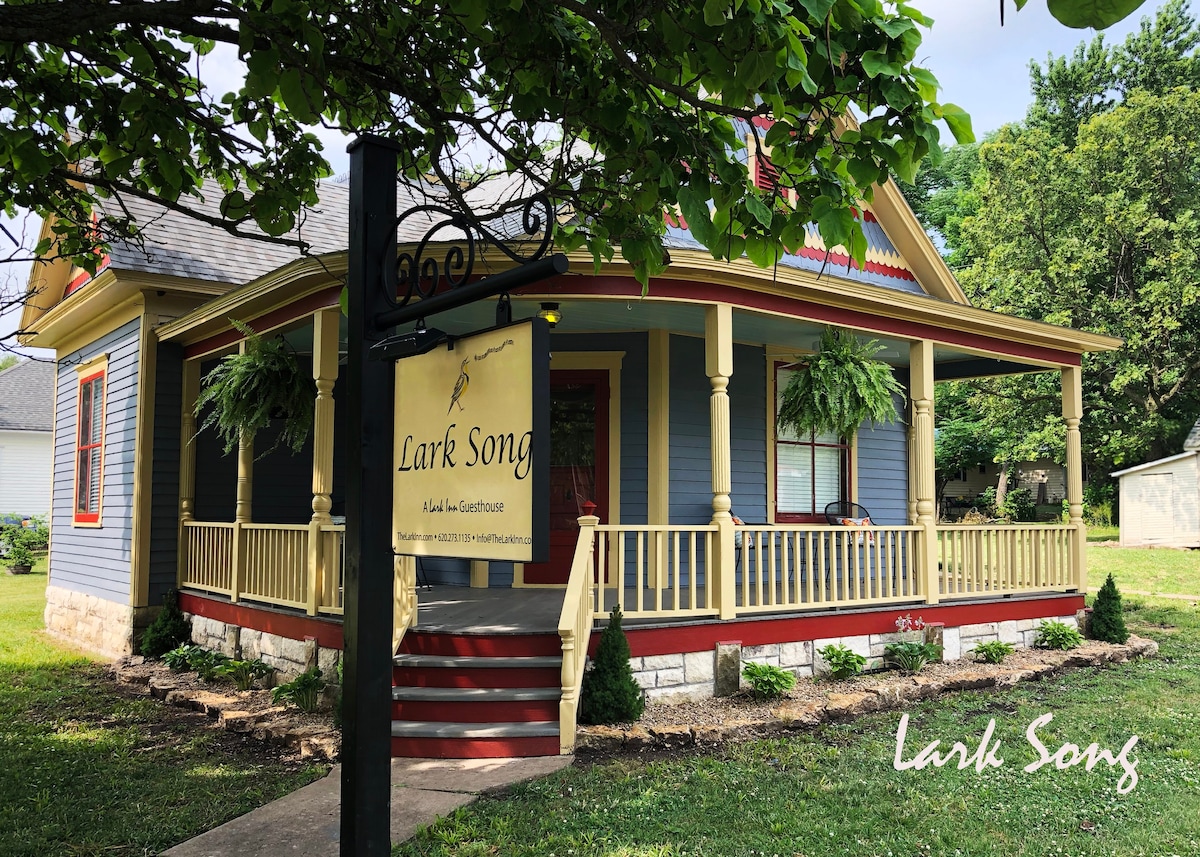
[0,1,1174,351]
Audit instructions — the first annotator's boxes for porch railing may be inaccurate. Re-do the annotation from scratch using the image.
[179,520,346,616]
[937,524,1077,596]
[735,524,923,611]
[593,524,721,619]
[558,514,601,755]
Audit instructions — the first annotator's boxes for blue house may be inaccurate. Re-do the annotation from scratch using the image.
[22,164,1119,756]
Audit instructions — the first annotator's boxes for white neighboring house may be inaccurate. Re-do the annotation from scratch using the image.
[1111,419,1200,548]
[0,360,54,518]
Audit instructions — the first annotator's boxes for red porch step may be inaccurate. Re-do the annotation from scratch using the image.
[391,630,563,759]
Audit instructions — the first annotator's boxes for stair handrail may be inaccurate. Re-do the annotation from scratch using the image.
[557,513,600,754]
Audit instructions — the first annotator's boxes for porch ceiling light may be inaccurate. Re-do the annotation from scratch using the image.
[537,302,562,327]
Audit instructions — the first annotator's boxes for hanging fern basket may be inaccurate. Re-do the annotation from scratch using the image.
[195,320,316,457]
[777,327,903,444]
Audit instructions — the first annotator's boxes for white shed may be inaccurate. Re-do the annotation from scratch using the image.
[0,360,54,518]
[1112,422,1200,548]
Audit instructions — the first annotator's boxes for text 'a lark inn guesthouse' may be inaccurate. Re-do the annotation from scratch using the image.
[23,126,1119,758]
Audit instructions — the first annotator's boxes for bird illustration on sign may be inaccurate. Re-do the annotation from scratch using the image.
[448,359,470,413]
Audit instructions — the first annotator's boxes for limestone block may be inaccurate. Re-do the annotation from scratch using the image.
[958,622,998,638]
[645,684,710,704]
[317,647,341,679]
[714,642,741,697]
[655,668,684,687]
[998,621,1022,645]
[779,641,813,668]
[742,643,780,661]
[632,671,656,690]
[683,650,714,684]
[240,629,262,660]
[939,627,960,661]
[642,653,684,671]
[627,657,643,671]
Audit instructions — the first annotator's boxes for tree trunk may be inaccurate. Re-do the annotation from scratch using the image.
[995,462,1010,512]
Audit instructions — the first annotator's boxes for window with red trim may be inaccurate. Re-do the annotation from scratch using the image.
[74,370,105,524]
[774,362,848,522]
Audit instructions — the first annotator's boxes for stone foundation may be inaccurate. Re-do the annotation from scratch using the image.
[186,613,341,682]
[43,584,143,660]
[631,613,1082,703]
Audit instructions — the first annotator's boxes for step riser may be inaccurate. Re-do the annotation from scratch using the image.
[391,735,561,759]
[399,632,561,658]
[392,699,558,723]
[392,667,560,689]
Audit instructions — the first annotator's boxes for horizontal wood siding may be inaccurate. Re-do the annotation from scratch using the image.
[668,336,768,526]
[148,342,183,603]
[855,392,908,526]
[50,319,140,603]
[0,430,52,515]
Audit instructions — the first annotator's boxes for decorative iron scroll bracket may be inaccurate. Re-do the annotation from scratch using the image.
[382,193,555,311]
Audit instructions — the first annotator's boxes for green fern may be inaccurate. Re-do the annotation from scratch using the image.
[777,327,903,444]
[195,319,316,457]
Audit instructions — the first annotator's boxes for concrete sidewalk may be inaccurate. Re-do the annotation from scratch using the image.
[163,756,573,856]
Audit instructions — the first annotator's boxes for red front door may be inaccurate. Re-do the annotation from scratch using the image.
[522,370,609,585]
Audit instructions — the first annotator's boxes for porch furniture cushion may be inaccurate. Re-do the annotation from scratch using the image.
[824,501,872,525]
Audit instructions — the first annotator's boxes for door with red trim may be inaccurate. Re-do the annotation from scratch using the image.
[522,370,609,585]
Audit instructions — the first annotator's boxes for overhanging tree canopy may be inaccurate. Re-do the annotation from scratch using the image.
[0,0,979,286]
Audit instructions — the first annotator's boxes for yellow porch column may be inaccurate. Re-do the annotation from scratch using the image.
[177,359,200,586]
[231,341,254,603]
[705,305,736,619]
[910,340,939,604]
[1062,365,1087,592]
[307,309,340,614]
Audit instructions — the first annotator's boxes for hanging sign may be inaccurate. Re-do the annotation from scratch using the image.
[392,318,549,562]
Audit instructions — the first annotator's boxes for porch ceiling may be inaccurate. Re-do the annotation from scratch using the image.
[281,296,1049,380]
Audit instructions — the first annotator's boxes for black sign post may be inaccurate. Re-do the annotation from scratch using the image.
[342,135,567,856]
[343,135,400,857]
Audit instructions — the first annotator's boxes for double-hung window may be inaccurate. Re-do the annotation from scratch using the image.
[74,365,106,524]
[774,363,849,522]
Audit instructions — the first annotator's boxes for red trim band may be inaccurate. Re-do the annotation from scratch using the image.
[184,287,342,359]
[179,592,344,649]
[520,276,1083,366]
[603,595,1085,658]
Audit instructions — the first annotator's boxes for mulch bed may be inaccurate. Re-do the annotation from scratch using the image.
[111,657,341,762]
[577,636,1159,755]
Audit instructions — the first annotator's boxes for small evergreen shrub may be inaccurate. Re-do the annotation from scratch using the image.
[1035,620,1084,650]
[1090,573,1130,644]
[579,607,644,725]
[999,488,1037,522]
[742,662,797,699]
[973,640,1016,664]
[884,641,941,674]
[140,590,192,658]
[817,643,866,679]
[215,658,273,691]
[272,667,325,712]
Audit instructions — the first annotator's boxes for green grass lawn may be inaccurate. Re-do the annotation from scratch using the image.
[395,550,1200,857]
[0,560,330,857]
[1089,543,1200,598]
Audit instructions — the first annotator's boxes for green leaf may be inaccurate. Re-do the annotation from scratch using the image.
[1046,0,1148,29]
[745,192,774,228]
[940,102,975,144]
[703,0,730,26]
[860,50,896,78]
[677,185,716,248]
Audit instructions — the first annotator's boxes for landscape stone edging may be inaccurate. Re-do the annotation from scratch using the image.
[111,660,341,762]
[576,636,1160,754]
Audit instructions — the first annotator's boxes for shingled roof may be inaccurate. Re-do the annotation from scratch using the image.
[0,360,55,432]
[1184,417,1200,452]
